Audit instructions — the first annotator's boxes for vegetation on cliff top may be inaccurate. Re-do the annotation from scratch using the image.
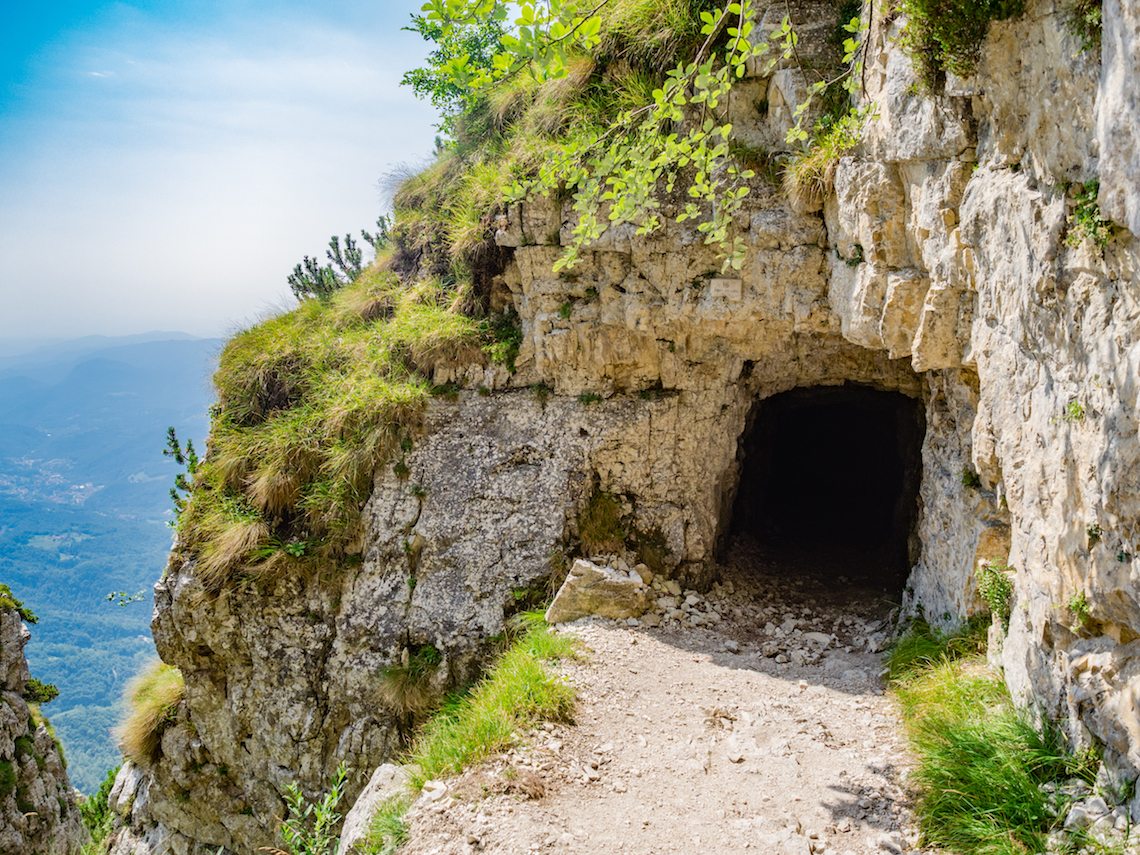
[176,270,496,588]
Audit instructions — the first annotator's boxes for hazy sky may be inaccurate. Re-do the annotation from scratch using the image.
[0,0,442,341]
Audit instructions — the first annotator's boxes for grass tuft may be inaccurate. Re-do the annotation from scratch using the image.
[405,620,576,789]
[361,793,412,855]
[116,662,185,764]
[578,491,625,556]
[890,619,1096,855]
[783,109,867,209]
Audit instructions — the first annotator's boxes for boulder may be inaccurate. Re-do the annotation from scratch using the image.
[545,559,650,624]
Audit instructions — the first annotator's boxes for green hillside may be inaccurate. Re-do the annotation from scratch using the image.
[0,335,219,792]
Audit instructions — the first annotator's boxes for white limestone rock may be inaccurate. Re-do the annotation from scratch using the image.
[545,559,650,624]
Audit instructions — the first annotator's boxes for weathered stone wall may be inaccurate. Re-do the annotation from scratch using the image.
[108,0,1140,848]
[0,607,87,855]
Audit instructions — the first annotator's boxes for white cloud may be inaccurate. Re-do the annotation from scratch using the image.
[0,1,441,339]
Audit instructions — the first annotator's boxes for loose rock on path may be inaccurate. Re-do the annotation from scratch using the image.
[398,536,929,855]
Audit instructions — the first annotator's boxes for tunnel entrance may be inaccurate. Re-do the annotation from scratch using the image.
[729,385,925,593]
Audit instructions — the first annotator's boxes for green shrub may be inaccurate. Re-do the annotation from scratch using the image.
[959,467,982,489]
[1065,180,1113,248]
[0,583,37,623]
[274,763,348,855]
[1069,592,1091,631]
[482,307,524,371]
[1065,0,1102,52]
[23,677,59,705]
[976,560,1014,629]
[116,662,185,764]
[1062,397,1086,422]
[79,765,119,844]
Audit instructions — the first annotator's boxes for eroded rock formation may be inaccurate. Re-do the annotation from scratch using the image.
[108,0,1140,849]
[0,605,87,855]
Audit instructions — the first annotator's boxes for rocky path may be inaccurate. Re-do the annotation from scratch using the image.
[399,538,927,855]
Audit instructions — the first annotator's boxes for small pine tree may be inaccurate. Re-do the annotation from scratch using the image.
[163,427,199,518]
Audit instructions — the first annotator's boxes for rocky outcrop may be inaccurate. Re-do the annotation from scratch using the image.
[0,605,87,855]
[108,0,1140,849]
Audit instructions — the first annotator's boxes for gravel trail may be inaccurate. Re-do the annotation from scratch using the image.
[399,537,928,855]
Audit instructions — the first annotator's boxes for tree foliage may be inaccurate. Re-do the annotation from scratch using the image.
[403,14,507,134]
[406,0,867,272]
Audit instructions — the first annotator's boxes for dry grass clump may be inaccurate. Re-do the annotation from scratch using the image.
[179,271,488,589]
[117,662,185,764]
[783,109,867,209]
[578,491,626,555]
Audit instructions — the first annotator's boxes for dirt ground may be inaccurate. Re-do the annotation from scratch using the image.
[398,536,929,855]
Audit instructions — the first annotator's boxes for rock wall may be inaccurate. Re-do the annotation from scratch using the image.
[108,0,1140,849]
[0,606,87,855]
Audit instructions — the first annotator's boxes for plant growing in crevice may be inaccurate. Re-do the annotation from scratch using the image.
[1068,591,1091,631]
[1064,0,1102,52]
[897,0,1025,90]
[1086,523,1102,548]
[976,559,1014,630]
[959,467,982,489]
[380,644,444,744]
[482,307,524,371]
[266,762,349,855]
[1065,179,1114,249]
[116,662,185,763]
[784,106,872,210]
[1062,398,1086,422]
[579,490,625,555]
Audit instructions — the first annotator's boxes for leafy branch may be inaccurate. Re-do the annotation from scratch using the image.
[408,0,869,272]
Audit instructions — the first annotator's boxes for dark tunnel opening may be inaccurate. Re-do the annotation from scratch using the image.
[729,385,925,592]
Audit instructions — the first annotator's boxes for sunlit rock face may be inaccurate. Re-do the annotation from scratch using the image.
[0,607,87,855]
[107,0,1140,849]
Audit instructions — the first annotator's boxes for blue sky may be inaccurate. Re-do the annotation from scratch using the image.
[0,0,442,341]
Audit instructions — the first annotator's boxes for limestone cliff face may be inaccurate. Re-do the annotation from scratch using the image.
[108,0,1140,850]
[0,607,87,855]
